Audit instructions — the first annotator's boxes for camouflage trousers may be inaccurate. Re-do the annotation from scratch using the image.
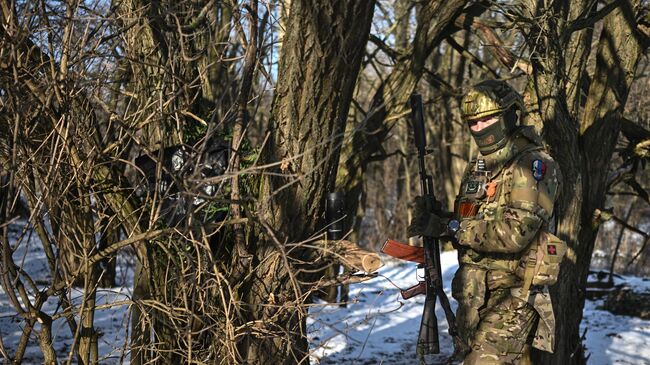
[452,265,538,365]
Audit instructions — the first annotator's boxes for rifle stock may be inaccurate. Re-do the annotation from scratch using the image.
[418,294,439,356]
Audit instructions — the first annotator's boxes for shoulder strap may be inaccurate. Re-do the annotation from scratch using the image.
[521,254,537,298]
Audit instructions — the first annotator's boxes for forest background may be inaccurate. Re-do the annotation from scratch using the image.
[0,0,649,364]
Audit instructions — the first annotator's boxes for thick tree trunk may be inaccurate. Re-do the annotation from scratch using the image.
[528,1,645,364]
[247,1,375,363]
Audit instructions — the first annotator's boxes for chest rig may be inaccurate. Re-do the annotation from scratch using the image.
[454,131,543,222]
[455,158,502,220]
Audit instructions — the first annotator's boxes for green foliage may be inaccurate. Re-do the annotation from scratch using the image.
[183,119,208,145]
[183,124,262,225]
[201,199,230,223]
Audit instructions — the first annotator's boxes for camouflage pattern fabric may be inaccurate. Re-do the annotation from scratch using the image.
[450,126,562,361]
[463,293,537,365]
[512,286,556,353]
[456,130,560,253]
[460,80,524,122]
[452,265,487,346]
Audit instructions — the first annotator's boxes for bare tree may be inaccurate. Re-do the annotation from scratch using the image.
[246,1,376,362]
[1,0,378,363]
[1,0,648,364]
[510,1,648,362]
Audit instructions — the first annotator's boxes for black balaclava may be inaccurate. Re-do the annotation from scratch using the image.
[469,107,518,155]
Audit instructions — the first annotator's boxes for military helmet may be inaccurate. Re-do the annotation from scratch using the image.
[460,80,524,155]
[460,80,524,122]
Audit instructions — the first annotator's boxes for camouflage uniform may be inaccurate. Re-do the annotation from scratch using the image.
[450,82,563,364]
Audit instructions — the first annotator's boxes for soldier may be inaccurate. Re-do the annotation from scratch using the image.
[408,80,564,364]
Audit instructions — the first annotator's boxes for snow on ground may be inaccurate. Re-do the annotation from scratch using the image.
[0,222,133,363]
[308,251,650,365]
[580,274,650,365]
[1,221,649,364]
[308,250,459,365]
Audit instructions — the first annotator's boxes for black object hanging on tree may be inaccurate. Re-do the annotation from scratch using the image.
[326,192,346,241]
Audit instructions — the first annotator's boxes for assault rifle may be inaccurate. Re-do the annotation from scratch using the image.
[381,94,460,360]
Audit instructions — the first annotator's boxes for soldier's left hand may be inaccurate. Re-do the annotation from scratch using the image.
[407,196,448,238]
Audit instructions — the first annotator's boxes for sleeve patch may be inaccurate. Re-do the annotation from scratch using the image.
[532,159,546,181]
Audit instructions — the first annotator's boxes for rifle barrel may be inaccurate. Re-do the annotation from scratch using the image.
[409,93,460,357]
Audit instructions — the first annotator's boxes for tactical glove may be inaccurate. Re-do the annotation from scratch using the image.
[407,196,448,238]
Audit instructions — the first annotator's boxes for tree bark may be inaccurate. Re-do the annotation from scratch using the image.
[523,1,645,363]
[247,1,375,363]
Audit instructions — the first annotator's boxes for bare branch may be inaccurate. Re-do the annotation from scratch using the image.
[568,0,624,34]
[445,35,499,78]
[368,34,404,62]
[621,117,650,141]
[593,208,649,238]
[453,14,532,74]
[627,236,650,266]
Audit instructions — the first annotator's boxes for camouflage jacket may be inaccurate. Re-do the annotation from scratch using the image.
[453,126,562,352]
